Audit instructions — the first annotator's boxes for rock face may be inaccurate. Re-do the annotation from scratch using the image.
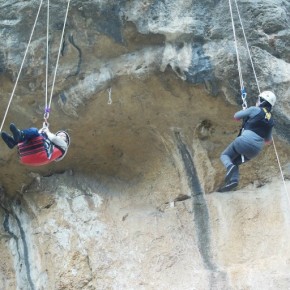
[1,0,290,289]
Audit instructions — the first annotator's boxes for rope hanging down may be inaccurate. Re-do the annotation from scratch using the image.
[44,0,71,123]
[45,0,50,121]
[228,0,247,110]
[0,0,72,132]
[229,0,290,207]
[229,0,261,109]
[0,0,44,133]
[232,0,261,95]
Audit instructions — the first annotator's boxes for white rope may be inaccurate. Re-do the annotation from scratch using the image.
[230,0,290,204]
[45,0,50,113]
[272,137,290,207]
[229,0,248,110]
[228,0,244,91]
[0,0,44,132]
[233,0,261,94]
[46,0,71,119]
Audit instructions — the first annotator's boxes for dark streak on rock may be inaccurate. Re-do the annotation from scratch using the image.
[61,34,66,57]
[1,205,35,290]
[14,213,35,290]
[67,33,82,79]
[175,131,216,271]
[59,92,67,104]
[175,131,229,288]
[3,209,20,259]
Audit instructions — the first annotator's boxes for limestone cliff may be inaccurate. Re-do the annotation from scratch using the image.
[1,0,290,289]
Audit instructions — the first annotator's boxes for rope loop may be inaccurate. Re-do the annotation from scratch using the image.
[44,107,51,120]
[42,120,49,129]
[241,87,247,110]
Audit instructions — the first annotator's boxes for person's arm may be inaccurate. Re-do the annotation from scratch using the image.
[264,127,273,144]
[41,128,68,151]
[234,107,256,120]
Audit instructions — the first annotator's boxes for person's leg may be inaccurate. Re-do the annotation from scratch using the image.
[10,123,39,142]
[219,154,251,192]
[21,128,40,140]
[230,155,250,183]
[220,139,242,167]
[1,132,17,149]
[220,140,240,182]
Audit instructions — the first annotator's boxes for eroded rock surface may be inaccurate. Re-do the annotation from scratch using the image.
[1,0,290,289]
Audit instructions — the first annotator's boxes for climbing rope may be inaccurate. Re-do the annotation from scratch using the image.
[0,0,71,131]
[229,0,290,205]
[45,0,72,122]
[45,0,50,122]
[228,0,247,109]
[272,138,290,206]
[233,0,261,95]
[0,0,44,133]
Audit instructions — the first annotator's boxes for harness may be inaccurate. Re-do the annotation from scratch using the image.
[243,108,273,138]
[18,134,53,159]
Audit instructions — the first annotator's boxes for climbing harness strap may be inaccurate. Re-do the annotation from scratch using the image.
[18,136,47,157]
[263,107,271,121]
[18,134,54,159]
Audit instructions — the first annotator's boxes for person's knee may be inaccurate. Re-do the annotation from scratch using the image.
[220,154,226,162]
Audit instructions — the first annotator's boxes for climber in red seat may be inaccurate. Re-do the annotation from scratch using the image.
[1,123,70,166]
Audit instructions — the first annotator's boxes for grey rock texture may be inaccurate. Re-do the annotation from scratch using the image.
[1,0,290,289]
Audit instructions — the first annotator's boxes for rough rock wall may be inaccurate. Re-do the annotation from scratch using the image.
[1,171,290,289]
[1,0,290,289]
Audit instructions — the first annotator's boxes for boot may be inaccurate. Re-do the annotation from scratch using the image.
[1,132,17,149]
[225,164,238,183]
[218,180,238,193]
[10,123,24,143]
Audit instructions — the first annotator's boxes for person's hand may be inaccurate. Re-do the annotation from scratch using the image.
[39,127,49,134]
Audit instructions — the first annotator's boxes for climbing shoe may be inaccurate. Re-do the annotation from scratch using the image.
[225,164,238,183]
[10,123,24,143]
[1,132,17,149]
[218,180,238,193]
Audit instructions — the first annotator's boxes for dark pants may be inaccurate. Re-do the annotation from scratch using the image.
[1,126,40,149]
[220,139,251,182]
[21,128,40,141]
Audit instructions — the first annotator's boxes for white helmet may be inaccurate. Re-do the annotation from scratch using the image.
[55,130,70,161]
[259,91,276,106]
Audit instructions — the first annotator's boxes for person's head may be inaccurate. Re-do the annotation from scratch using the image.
[55,130,70,162]
[257,91,276,111]
[56,130,70,146]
